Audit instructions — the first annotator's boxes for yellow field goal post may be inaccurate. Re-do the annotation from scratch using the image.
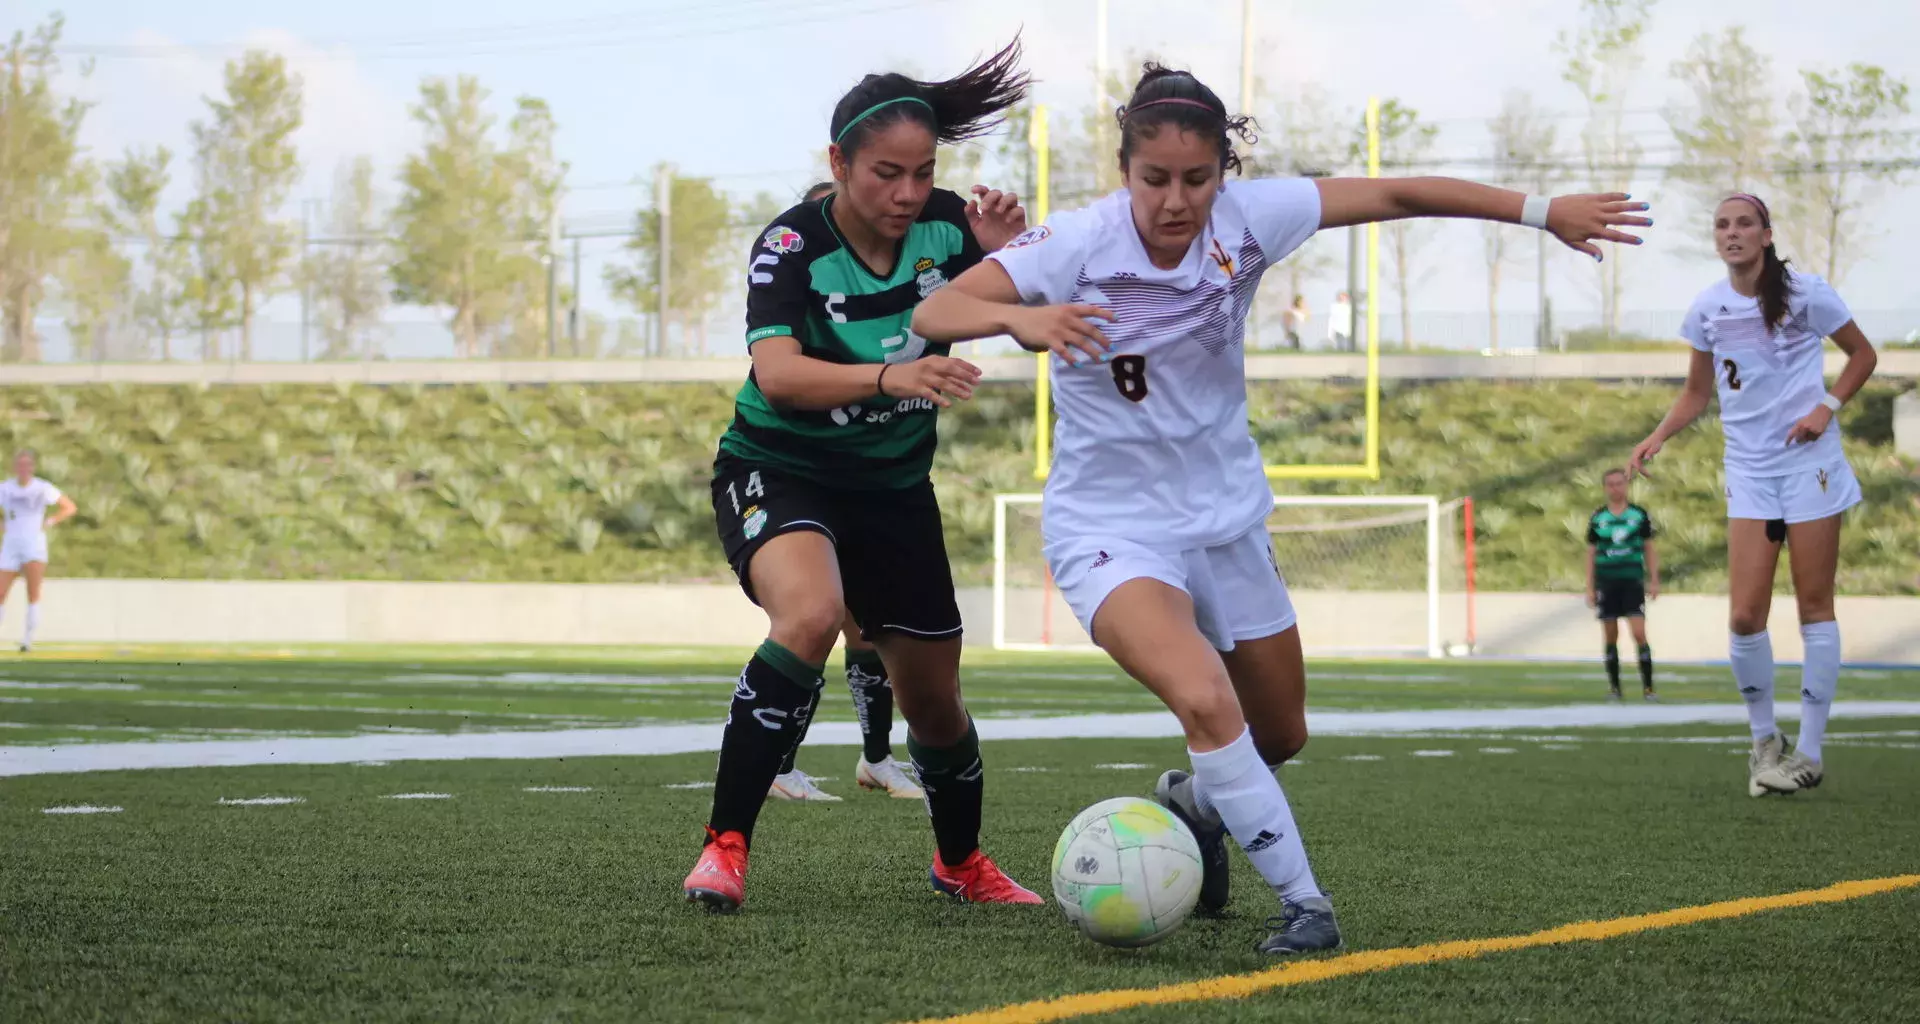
[1026,97,1385,482]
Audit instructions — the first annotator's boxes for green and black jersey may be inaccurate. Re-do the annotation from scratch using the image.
[716,188,984,490]
[1587,504,1656,582]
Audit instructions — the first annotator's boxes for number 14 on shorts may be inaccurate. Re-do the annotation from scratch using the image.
[726,471,765,514]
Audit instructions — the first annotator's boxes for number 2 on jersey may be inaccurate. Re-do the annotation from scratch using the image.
[1110,354,1149,403]
[1722,358,1742,391]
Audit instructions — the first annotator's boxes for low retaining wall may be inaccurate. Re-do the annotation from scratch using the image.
[28,580,1919,664]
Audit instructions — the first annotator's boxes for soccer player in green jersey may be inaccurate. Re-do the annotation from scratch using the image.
[765,181,925,806]
[1586,468,1660,701]
[683,40,1043,913]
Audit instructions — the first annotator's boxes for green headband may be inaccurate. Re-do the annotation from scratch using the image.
[832,96,935,146]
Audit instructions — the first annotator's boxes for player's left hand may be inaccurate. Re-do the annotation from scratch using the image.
[1545,193,1651,262]
[967,186,1026,251]
[1647,580,1660,601]
[1784,406,1834,446]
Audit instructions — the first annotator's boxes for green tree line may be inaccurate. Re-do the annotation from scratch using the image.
[1,9,1912,362]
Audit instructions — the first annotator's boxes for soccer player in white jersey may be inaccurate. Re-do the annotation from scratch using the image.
[0,450,78,653]
[1630,193,1878,798]
[912,63,1649,954]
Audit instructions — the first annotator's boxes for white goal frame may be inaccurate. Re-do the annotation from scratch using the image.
[991,493,1449,658]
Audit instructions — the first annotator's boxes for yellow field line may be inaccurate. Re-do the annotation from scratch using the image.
[908,874,1920,1024]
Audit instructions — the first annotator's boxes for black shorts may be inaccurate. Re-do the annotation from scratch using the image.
[711,455,962,642]
[1595,579,1646,621]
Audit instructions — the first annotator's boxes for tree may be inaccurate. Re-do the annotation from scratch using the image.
[1251,83,1351,348]
[1665,27,1778,224]
[303,157,389,360]
[0,15,93,363]
[185,50,304,361]
[1557,0,1655,336]
[491,97,567,358]
[390,75,518,358]
[102,146,190,360]
[1778,64,1915,283]
[1483,92,1556,353]
[1355,99,1437,350]
[54,224,129,361]
[605,166,735,357]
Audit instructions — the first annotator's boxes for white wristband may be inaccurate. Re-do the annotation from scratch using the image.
[1819,393,1843,413]
[1520,195,1551,230]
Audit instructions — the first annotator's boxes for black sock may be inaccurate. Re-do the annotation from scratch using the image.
[846,648,893,764]
[908,718,983,868]
[1605,644,1621,691]
[1638,644,1655,692]
[708,640,824,846]
[774,684,823,777]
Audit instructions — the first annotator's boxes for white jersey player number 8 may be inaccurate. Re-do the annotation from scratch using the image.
[987,177,1322,551]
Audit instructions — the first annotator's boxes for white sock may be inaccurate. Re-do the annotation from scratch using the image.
[1797,621,1840,763]
[1190,727,1321,903]
[1729,631,1776,741]
[23,603,40,646]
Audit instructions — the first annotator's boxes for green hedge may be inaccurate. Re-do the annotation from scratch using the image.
[3,379,1913,594]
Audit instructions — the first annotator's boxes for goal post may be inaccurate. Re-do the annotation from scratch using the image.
[991,493,1475,658]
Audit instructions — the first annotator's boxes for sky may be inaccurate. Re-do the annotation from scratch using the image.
[27,0,1920,358]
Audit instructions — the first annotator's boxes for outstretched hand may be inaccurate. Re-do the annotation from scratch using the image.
[966,185,1027,251]
[1546,193,1652,262]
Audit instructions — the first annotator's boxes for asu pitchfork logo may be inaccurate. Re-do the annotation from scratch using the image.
[1209,239,1236,279]
[1817,469,1830,494]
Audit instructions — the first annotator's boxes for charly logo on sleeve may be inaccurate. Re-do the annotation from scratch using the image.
[1003,225,1050,249]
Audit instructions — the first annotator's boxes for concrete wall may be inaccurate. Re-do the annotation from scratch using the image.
[9,350,1916,386]
[31,579,1920,664]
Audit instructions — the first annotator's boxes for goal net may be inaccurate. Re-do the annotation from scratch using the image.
[991,494,1475,658]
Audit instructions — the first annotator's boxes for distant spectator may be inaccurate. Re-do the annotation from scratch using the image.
[1282,294,1309,350]
[1328,291,1353,351]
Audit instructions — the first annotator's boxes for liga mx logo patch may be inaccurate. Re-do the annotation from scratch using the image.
[761,225,804,254]
[1004,225,1050,248]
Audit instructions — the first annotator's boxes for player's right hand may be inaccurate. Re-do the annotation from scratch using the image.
[880,355,982,408]
[1008,304,1115,366]
[1627,436,1662,479]
[1585,588,1597,609]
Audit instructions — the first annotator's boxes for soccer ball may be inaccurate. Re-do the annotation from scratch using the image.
[1051,796,1203,948]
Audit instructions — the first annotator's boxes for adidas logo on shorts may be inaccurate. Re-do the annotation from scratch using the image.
[1088,550,1113,570]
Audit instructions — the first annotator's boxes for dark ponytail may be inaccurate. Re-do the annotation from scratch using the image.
[1116,63,1258,173]
[1728,193,1793,332]
[828,36,1029,156]
[802,181,835,202]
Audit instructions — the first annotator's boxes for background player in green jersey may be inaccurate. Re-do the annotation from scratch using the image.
[1586,468,1661,701]
[765,181,923,806]
[684,40,1043,913]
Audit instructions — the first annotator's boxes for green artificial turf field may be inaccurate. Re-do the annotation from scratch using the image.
[4,647,1917,1022]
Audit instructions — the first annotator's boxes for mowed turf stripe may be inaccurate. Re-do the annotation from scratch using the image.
[908,874,1920,1024]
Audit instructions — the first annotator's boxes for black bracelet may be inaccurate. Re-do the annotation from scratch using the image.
[876,364,891,397]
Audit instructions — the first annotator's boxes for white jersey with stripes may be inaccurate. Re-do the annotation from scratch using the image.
[1679,273,1852,477]
[987,178,1322,550]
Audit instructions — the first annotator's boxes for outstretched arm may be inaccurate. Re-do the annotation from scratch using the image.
[1314,177,1650,261]
[1629,349,1716,478]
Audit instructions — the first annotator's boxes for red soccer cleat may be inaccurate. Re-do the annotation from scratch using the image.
[929,849,1044,905]
[683,827,748,913]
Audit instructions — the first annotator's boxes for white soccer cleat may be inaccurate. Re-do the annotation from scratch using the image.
[1747,732,1788,798]
[855,755,924,799]
[768,769,842,802]
[1753,750,1823,795]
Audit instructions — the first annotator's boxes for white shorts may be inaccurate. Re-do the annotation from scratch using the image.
[1725,456,1862,524]
[1045,522,1298,652]
[0,534,49,572]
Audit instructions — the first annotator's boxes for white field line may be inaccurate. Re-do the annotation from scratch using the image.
[4,701,1919,778]
[42,805,123,814]
[218,796,305,806]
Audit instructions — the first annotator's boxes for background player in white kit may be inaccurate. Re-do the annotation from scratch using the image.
[913,63,1649,954]
[1,450,78,653]
[1630,193,1878,798]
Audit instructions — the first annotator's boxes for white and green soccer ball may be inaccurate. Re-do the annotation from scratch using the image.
[1051,796,1203,948]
